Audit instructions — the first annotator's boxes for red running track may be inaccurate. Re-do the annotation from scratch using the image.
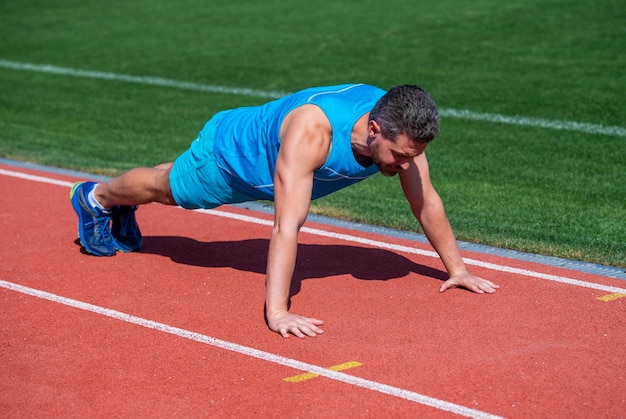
[1,162,625,418]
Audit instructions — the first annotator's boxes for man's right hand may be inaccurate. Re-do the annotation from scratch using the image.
[267,310,324,338]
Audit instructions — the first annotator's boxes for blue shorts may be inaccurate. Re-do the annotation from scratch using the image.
[169,112,257,209]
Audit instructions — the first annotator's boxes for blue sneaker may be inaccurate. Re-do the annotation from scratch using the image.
[111,205,142,252]
[70,182,116,256]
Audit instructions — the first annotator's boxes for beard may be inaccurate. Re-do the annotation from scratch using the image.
[371,148,399,177]
[378,165,398,177]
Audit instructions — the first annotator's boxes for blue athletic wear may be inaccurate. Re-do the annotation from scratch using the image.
[111,205,142,252]
[70,181,116,256]
[170,84,385,209]
[70,182,143,255]
[170,111,256,209]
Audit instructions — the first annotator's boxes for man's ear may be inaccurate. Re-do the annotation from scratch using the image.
[368,120,381,138]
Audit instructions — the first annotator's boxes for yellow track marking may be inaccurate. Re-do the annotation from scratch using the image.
[284,361,363,383]
[596,292,626,302]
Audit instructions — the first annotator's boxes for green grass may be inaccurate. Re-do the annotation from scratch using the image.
[1,0,624,267]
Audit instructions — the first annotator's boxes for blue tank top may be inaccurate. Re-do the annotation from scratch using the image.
[213,84,385,201]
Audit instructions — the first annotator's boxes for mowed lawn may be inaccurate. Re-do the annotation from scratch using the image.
[0,0,624,267]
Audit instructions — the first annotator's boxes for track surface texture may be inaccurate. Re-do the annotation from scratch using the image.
[1,163,624,418]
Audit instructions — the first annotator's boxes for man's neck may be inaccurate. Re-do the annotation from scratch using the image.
[351,113,373,165]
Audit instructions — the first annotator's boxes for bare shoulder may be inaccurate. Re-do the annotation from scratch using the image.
[400,152,431,178]
[279,104,332,169]
[280,104,331,143]
[399,152,438,206]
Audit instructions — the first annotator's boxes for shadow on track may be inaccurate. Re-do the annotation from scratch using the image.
[140,236,447,296]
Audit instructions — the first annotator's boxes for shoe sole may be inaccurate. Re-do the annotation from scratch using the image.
[113,240,135,253]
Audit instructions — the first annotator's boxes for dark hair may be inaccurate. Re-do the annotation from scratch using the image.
[369,85,440,143]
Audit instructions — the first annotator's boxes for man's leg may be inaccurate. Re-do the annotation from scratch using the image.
[95,163,176,208]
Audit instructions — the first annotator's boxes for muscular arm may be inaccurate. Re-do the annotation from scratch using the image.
[265,105,331,338]
[400,154,499,293]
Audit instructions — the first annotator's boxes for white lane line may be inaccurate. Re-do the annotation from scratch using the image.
[0,167,73,187]
[2,166,624,295]
[199,208,626,294]
[1,59,624,137]
[0,279,503,419]
[0,59,286,100]
[437,108,626,137]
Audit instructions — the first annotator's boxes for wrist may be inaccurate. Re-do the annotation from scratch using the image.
[448,268,469,277]
[265,303,288,318]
